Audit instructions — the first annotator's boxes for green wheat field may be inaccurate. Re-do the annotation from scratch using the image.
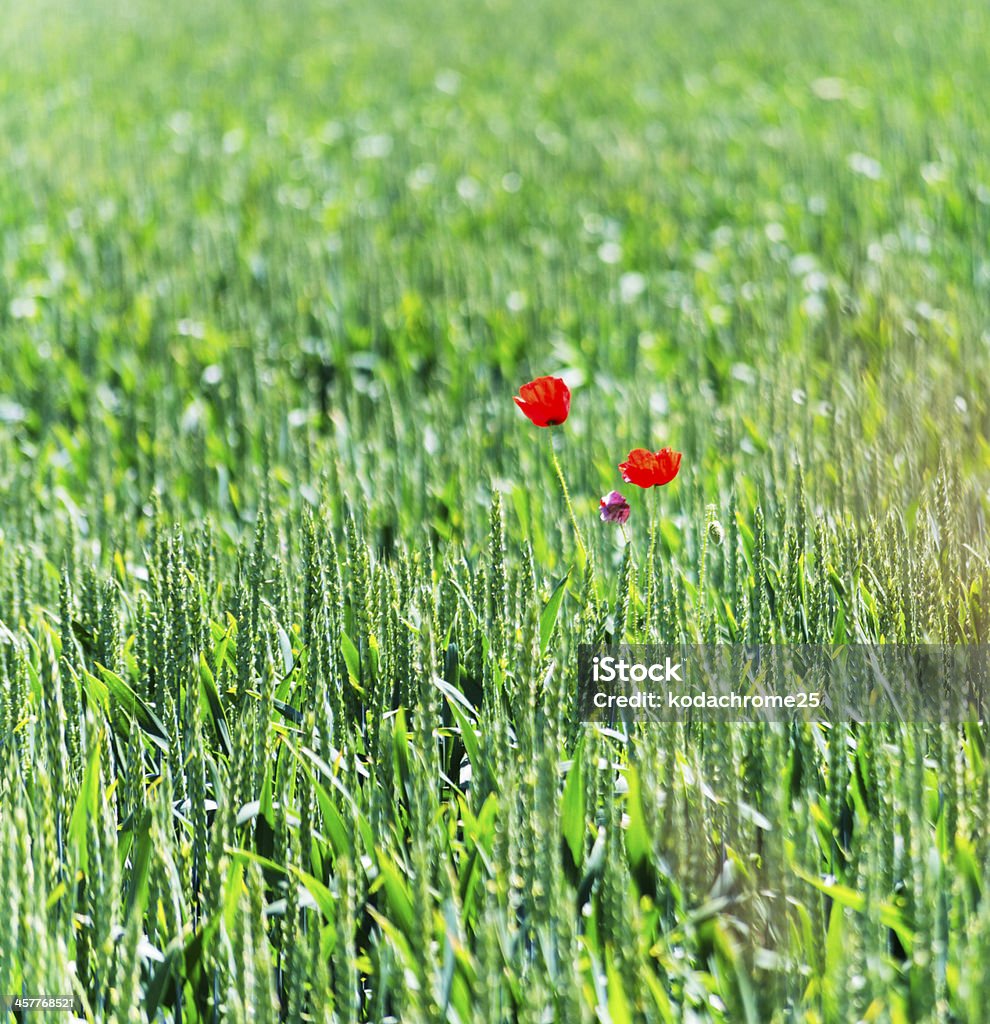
[2,0,990,1020]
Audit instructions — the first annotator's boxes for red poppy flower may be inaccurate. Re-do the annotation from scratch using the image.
[619,447,682,488]
[514,376,571,427]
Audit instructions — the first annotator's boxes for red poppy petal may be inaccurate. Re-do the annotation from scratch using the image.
[619,447,682,487]
[619,448,657,487]
[654,448,682,484]
[514,395,551,427]
[619,464,647,486]
[517,379,547,403]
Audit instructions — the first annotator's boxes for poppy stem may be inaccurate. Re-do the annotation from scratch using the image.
[699,504,712,627]
[547,428,589,568]
[648,486,660,629]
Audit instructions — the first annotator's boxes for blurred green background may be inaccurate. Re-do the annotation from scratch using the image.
[1,0,988,561]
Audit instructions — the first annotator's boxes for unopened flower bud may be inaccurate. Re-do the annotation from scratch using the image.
[706,505,724,546]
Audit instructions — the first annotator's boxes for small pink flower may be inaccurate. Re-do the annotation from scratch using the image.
[599,491,631,524]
